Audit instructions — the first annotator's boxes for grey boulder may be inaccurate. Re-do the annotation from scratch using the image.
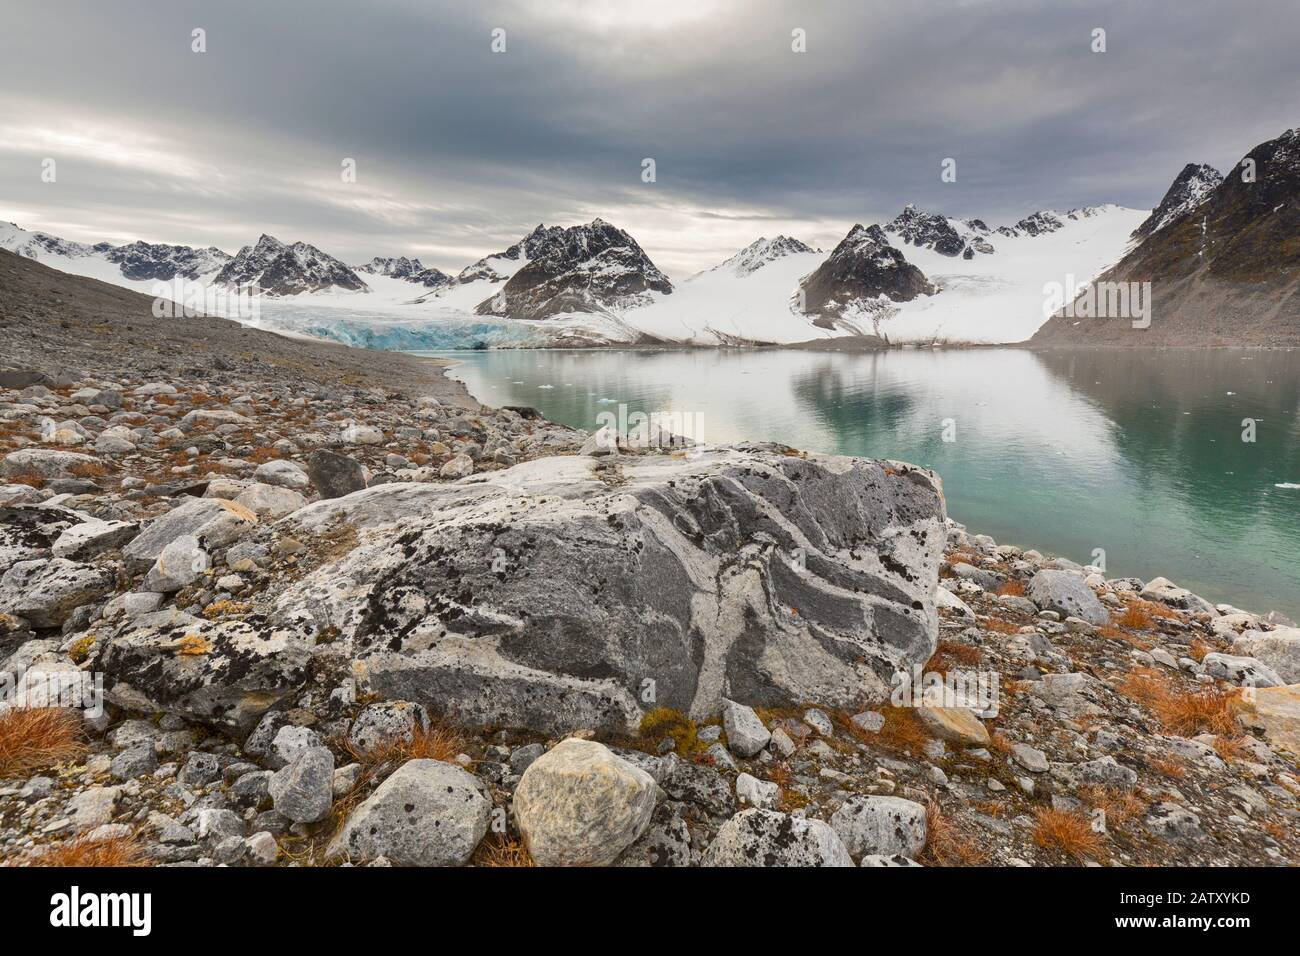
[1028,570,1108,626]
[329,758,490,866]
[702,808,854,867]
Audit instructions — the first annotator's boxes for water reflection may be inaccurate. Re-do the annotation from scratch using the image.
[434,347,1300,617]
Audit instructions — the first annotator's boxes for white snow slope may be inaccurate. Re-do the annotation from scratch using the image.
[2,206,1146,348]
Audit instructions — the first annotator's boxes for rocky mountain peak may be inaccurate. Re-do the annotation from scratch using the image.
[886,206,994,258]
[355,256,452,289]
[1132,164,1225,241]
[215,235,368,296]
[714,235,817,276]
[472,219,673,320]
[799,223,933,322]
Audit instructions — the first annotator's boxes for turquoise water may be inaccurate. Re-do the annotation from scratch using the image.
[423,347,1300,620]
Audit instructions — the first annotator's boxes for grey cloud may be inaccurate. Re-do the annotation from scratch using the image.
[0,0,1296,278]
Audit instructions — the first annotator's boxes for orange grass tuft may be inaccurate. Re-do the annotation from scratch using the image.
[0,708,86,776]
[1032,807,1106,863]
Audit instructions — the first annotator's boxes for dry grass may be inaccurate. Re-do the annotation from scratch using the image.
[344,722,466,766]
[1119,667,1241,736]
[471,834,535,867]
[844,704,931,755]
[1148,754,1187,779]
[1115,599,1181,630]
[927,639,982,676]
[27,833,149,867]
[921,800,987,865]
[996,579,1027,597]
[1032,807,1106,863]
[1187,638,1214,663]
[6,471,46,488]
[0,707,86,776]
[1081,785,1148,830]
[67,460,109,479]
[981,616,1022,635]
[1210,735,1251,764]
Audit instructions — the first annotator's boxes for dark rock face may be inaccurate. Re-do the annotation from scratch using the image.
[885,205,988,257]
[1033,127,1300,345]
[469,219,674,320]
[1131,163,1223,241]
[306,450,367,499]
[355,256,452,289]
[98,240,232,281]
[799,225,933,318]
[214,234,368,296]
[272,445,946,735]
[996,211,1065,238]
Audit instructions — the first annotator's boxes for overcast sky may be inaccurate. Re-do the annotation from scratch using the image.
[1,0,1296,279]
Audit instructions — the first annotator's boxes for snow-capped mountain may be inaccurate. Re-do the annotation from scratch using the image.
[1,222,95,261]
[1034,129,1300,345]
[468,219,673,320]
[4,199,1152,347]
[799,224,934,322]
[1130,163,1223,241]
[0,223,229,281]
[214,234,367,296]
[711,236,818,276]
[885,205,994,259]
[355,256,452,289]
[98,240,231,281]
[454,226,558,285]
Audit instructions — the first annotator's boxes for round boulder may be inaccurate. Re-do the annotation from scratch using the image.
[513,739,657,866]
[329,758,490,866]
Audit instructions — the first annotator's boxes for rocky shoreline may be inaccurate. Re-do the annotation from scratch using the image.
[2,333,1299,867]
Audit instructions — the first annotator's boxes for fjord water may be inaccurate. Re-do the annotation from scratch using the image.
[431,347,1300,619]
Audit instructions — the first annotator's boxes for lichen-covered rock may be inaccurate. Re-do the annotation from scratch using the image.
[123,498,256,571]
[346,700,430,758]
[1231,628,1300,684]
[97,611,312,730]
[513,739,657,866]
[0,557,116,627]
[722,699,770,757]
[268,746,334,823]
[1028,570,1108,626]
[702,808,854,867]
[830,795,926,859]
[328,758,490,866]
[275,445,946,735]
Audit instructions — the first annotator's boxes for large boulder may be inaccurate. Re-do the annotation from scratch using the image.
[273,445,946,735]
[1,505,82,573]
[512,739,657,866]
[123,498,256,571]
[306,450,367,499]
[830,795,927,859]
[96,610,312,730]
[1027,570,1108,626]
[0,558,116,627]
[0,449,103,479]
[1140,577,1215,615]
[1239,684,1300,757]
[702,808,854,866]
[328,758,490,866]
[1232,628,1300,684]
